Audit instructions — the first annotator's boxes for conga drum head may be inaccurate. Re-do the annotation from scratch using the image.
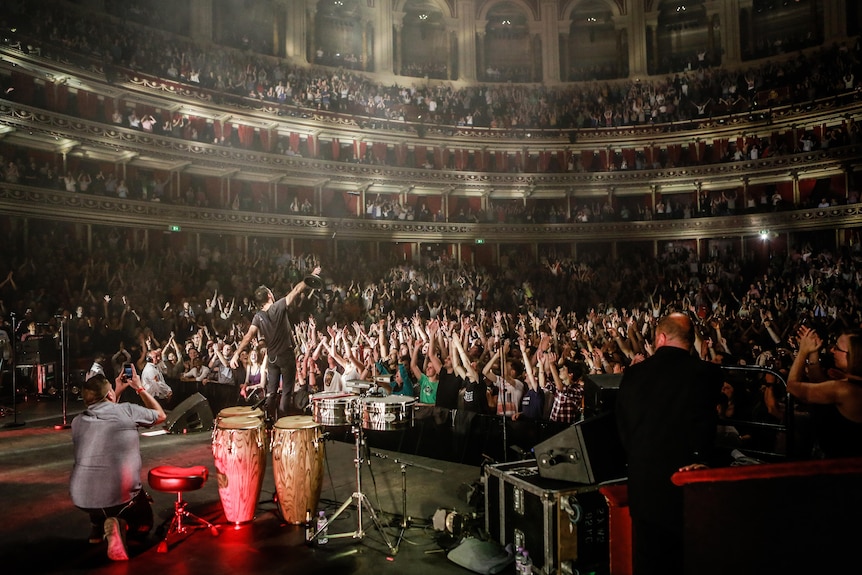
[218,406,264,420]
[273,415,318,430]
[217,415,264,430]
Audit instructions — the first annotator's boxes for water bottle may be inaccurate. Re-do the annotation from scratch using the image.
[515,547,526,574]
[316,510,329,544]
[520,550,533,575]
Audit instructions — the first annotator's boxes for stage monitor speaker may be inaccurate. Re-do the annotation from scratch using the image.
[163,392,214,434]
[583,373,622,419]
[533,411,627,485]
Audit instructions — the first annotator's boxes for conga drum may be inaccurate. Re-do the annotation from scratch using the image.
[211,415,266,524]
[271,415,325,524]
[215,405,264,427]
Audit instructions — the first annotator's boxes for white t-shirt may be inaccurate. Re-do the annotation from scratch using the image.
[141,362,173,398]
[495,375,524,417]
[323,367,343,393]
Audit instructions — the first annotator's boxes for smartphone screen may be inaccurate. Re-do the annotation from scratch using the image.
[123,364,133,378]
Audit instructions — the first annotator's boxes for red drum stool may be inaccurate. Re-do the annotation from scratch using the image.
[148,465,219,552]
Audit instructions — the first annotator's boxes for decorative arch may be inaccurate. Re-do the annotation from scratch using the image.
[396,0,457,79]
[563,0,628,81]
[393,0,455,20]
[476,0,539,24]
[561,0,624,22]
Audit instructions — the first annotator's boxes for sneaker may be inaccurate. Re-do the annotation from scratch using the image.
[88,524,103,544]
[104,517,128,561]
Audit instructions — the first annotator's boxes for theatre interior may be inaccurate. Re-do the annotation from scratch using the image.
[1,1,862,574]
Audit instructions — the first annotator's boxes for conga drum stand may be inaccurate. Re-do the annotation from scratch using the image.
[311,424,396,555]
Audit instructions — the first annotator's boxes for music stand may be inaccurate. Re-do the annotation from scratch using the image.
[1,313,25,429]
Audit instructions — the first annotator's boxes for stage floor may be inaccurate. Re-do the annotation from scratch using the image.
[0,396,492,575]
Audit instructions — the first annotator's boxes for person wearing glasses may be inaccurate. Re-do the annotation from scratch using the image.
[787,327,862,458]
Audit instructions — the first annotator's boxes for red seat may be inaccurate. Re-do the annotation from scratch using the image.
[147,465,218,552]
[148,465,209,492]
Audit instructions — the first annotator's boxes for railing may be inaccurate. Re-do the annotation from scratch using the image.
[2,182,861,243]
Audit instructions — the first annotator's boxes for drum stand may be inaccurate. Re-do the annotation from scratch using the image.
[311,424,397,555]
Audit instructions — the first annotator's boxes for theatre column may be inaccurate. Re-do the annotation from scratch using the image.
[475,30,486,82]
[623,4,647,77]
[645,11,659,74]
[280,0,307,61]
[718,0,741,64]
[822,0,846,44]
[308,10,316,64]
[393,21,403,75]
[372,4,395,74]
[540,0,560,82]
[189,0,214,42]
[457,1,478,81]
[791,171,800,207]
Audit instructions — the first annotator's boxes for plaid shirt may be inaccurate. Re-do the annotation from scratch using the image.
[549,382,582,424]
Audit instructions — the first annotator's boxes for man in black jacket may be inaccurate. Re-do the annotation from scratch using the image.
[616,312,723,575]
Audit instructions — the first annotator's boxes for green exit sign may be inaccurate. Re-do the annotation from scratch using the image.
[475,239,485,244]
[169,225,181,232]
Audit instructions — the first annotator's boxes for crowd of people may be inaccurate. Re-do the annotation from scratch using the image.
[5,1,861,566]
[3,0,861,141]
[1,218,861,465]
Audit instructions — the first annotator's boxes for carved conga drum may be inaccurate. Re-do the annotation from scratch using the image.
[215,405,264,427]
[212,415,266,524]
[271,415,325,524]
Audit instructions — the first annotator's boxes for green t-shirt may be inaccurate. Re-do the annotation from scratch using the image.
[418,373,438,404]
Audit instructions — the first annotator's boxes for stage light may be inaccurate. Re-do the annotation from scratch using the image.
[432,508,465,537]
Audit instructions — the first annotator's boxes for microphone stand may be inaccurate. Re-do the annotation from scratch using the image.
[500,346,508,462]
[53,316,70,430]
[1,312,25,429]
[251,391,274,411]
[371,450,443,553]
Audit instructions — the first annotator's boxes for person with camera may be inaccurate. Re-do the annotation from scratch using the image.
[70,365,166,560]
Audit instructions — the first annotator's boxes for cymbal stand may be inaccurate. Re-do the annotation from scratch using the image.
[311,423,396,555]
[372,451,443,553]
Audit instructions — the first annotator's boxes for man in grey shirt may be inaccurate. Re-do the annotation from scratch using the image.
[70,365,166,560]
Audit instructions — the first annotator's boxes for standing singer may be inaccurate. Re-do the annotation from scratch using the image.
[231,266,321,423]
